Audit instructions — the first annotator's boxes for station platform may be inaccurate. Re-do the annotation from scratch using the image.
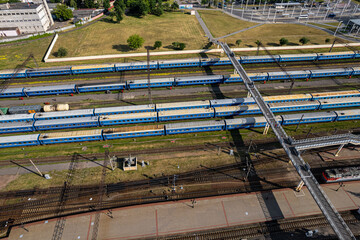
[6,181,360,240]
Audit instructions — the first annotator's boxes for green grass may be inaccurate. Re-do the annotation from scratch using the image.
[51,12,208,58]
[198,10,257,38]
[223,23,350,47]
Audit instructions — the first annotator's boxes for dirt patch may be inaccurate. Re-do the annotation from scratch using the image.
[0,175,19,190]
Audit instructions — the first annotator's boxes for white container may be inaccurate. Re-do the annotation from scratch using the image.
[43,105,56,112]
[56,104,70,111]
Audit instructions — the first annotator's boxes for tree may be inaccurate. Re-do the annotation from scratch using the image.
[114,0,125,11]
[201,0,209,5]
[163,2,170,11]
[112,7,124,22]
[84,0,95,8]
[178,42,186,50]
[152,5,163,16]
[57,47,68,57]
[53,4,73,21]
[127,34,145,49]
[172,42,186,50]
[127,0,149,17]
[279,37,288,46]
[170,1,179,11]
[154,40,162,49]
[69,0,77,8]
[103,0,110,10]
[299,37,310,45]
[325,38,331,43]
[235,39,242,47]
[255,40,262,55]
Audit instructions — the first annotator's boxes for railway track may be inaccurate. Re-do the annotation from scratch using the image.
[9,59,360,85]
[153,211,360,240]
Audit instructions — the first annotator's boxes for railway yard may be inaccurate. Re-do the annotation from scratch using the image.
[0,49,360,240]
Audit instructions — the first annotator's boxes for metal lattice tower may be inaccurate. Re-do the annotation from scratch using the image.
[91,150,110,240]
[217,41,356,240]
[51,153,80,240]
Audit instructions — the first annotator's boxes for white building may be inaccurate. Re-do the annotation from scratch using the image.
[0,1,53,35]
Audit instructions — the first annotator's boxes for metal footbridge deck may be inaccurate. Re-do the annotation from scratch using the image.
[218,41,356,240]
[293,133,360,150]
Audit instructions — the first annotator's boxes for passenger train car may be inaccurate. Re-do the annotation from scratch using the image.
[0,109,359,148]
[1,51,360,79]
[2,68,360,98]
[1,94,360,134]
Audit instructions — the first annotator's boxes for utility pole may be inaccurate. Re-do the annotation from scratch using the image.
[295,114,304,132]
[146,47,152,104]
[29,159,44,177]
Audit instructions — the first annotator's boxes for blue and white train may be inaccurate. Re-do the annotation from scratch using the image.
[1,51,360,79]
[1,95,360,134]
[2,67,360,98]
[0,109,359,148]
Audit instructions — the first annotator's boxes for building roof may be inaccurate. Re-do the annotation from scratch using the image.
[350,19,360,25]
[0,3,40,10]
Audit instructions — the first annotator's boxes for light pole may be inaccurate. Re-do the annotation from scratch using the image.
[251,9,254,20]
[324,8,330,20]
[291,6,296,17]
[263,1,266,14]
[273,8,277,22]
[267,7,271,20]
[334,21,343,36]
[231,1,235,15]
[316,4,321,16]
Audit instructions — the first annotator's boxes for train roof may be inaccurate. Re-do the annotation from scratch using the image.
[99,112,157,120]
[94,104,155,114]
[115,61,157,67]
[279,53,318,58]
[156,100,210,109]
[247,72,268,77]
[352,67,360,71]
[127,78,174,84]
[335,109,360,116]
[165,120,225,130]
[1,87,24,94]
[0,121,34,129]
[310,68,353,73]
[319,97,360,104]
[317,51,355,56]
[26,66,71,73]
[35,109,94,118]
[158,108,213,116]
[71,64,114,70]
[0,69,27,74]
[225,116,281,125]
[240,55,279,59]
[267,70,310,76]
[158,58,200,64]
[214,104,259,112]
[263,93,312,101]
[39,129,102,140]
[268,100,319,107]
[175,75,223,81]
[0,113,35,121]
[77,83,126,88]
[24,84,76,92]
[311,90,360,97]
[34,116,98,126]
[0,134,39,144]
[103,125,164,134]
[210,98,253,105]
[281,111,337,120]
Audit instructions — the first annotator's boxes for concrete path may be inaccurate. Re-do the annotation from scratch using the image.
[215,23,264,40]
[195,10,214,40]
[6,181,360,240]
